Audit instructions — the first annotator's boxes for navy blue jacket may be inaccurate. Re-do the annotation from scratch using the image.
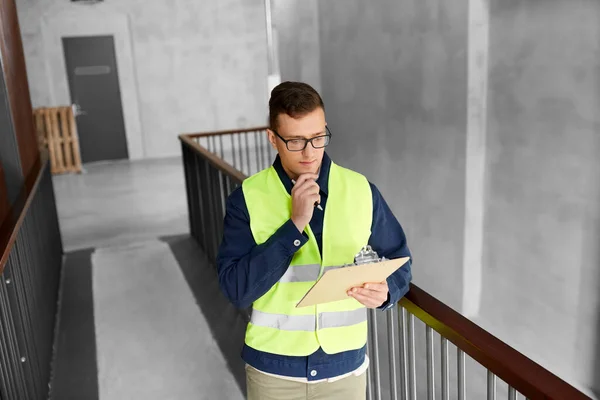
[216,152,412,381]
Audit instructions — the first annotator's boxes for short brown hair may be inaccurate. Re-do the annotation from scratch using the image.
[268,81,324,130]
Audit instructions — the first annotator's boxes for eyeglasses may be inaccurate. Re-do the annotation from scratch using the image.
[271,126,332,152]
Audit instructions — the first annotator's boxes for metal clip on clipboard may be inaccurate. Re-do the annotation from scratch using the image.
[343,245,386,267]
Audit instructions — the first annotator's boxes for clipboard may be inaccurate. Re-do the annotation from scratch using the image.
[296,257,410,308]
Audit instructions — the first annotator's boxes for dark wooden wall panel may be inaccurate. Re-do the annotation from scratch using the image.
[0,65,22,205]
[0,0,39,178]
[0,162,8,224]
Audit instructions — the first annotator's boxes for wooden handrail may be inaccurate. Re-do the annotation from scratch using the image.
[401,284,588,399]
[181,126,269,139]
[179,134,247,183]
[0,152,48,274]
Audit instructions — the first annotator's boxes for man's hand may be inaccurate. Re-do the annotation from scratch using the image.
[348,281,389,309]
[290,173,320,233]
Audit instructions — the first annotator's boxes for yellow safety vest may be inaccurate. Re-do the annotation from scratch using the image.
[242,162,373,356]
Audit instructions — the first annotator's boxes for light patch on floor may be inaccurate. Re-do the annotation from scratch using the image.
[52,157,188,252]
[92,239,243,400]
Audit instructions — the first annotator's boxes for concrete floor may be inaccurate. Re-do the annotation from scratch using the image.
[50,157,243,400]
[52,157,188,252]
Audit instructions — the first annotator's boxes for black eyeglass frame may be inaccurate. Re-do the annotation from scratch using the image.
[271,126,333,152]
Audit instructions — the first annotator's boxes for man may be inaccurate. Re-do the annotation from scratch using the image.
[217,81,412,400]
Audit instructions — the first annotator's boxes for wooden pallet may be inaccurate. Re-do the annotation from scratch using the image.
[32,106,82,174]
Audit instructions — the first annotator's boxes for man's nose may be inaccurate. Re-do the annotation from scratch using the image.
[303,141,316,157]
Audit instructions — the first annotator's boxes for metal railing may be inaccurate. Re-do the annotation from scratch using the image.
[179,128,590,400]
[0,153,63,400]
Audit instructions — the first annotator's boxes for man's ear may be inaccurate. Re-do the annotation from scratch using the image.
[266,129,277,150]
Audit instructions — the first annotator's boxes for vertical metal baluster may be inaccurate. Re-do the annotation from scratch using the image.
[426,325,435,400]
[369,309,382,400]
[366,343,374,400]
[192,149,201,243]
[181,147,194,238]
[398,307,409,400]
[407,313,417,400]
[387,307,399,400]
[256,130,261,173]
[213,169,225,255]
[247,131,254,175]
[244,132,251,175]
[209,135,214,153]
[235,133,241,171]
[508,387,517,400]
[201,158,211,254]
[254,131,261,172]
[211,167,220,260]
[257,131,264,169]
[193,155,205,251]
[487,371,496,400]
[223,175,232,210]
[237,133,243,172]
[441,337,449,400]
[219,134,224,160]
[458,348,466,400]
[203,159,214,260]
[230,134,237,169]
[366,307,375,400]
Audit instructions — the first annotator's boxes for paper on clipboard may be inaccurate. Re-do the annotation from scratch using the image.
[296,257,410,308]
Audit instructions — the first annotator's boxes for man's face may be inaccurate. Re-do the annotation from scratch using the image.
[268,108,327,180]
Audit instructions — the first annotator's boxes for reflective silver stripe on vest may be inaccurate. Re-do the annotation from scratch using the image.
[251,310,316,331]
[319,308,367,329]
[279,264,321,283]
[250,308,367,331]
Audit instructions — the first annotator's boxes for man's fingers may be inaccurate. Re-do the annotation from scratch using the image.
[293,181,320,197]
[363,282,388,292]
[291,175,319,195]
[348,291,380,308]
[350,287,386,300]
[293,173,319,188]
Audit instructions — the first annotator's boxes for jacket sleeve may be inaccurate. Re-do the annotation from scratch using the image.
[216,187,308,309]
[367,183,413,311]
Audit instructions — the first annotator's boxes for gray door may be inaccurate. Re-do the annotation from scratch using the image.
[63,35,129,163]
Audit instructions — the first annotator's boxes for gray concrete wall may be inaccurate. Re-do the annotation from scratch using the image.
[16,0,269,159]
[272,0,321,93]
[316,0,469,310]
[477,0,600,395]
[277,0,600,396]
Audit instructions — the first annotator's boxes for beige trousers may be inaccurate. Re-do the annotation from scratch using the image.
[245,365,367,400]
